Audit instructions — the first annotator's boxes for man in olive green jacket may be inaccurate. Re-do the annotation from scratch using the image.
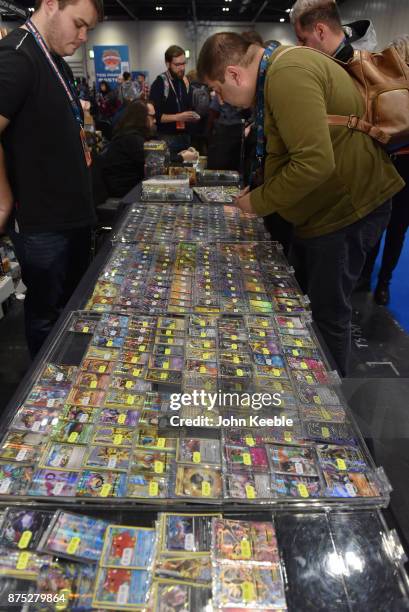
[197,32,404,376]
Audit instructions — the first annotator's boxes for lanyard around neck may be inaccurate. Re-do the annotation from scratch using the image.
[255,42,280,162]
[25,19,83,128]
[166,71,183,112]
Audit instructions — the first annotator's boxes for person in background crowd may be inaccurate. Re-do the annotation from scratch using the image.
[77,76,90,101]
[357,35,409,305]
[118,70,139,103]
[186,69,210,154]
[290,0,377,61]
[101,101,197,198]
[0,0,103,357]
[207,92,245,171]
[197,32,403,377]
[96,80,120,121]
[150,44,199,158]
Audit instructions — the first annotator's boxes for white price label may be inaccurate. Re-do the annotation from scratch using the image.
[120,547,133,566]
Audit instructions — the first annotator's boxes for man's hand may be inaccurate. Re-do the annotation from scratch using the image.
[178,111,200,123]
[234,186,255,214]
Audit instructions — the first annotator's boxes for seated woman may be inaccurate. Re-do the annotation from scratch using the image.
[101,100,197,198]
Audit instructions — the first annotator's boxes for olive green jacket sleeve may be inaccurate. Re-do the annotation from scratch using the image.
[250,64,337,216]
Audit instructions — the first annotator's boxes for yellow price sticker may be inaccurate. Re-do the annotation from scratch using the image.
[300,361,308,370]
[166,330,172,336]
[163,362,170,370]
[164,348,171,355]
[127,395,135,405]
[142,321,148,328]
[241,539,252,559]
[204,342,211,349]
[231,335,238,341]
[242,581,255,603]
[322,409,331,420]
[287,321,294,328]
[131,356,138,363]
[149,481,159,496]
[284,431,292,442]
[243,452,252,466]
[82,326,89,333]
[306,375,314,384]
[237,368,244,377]
[193,452,201,464]
[107,340,113,347]
[199,319,206,327]
[98,365,106,373]
[262,320,268,327]
[262,348,269,355]
[259,331,266,337]
[292,350,300,357]
[55,588,71,611]
[273,368,281,377]
[245,436,255,447]
[132,369,141,377]
[200,332,206,338]
[154,461,164,474]
[138,345,146,352]
[160,372,168,380]
[313,395,321,405]
[67,537,81,555]
[321,427,330,438]
[295,339,303,347]
[100,483,112,497]
[18,531,32,550]
[203,353,210,360]
[297,483,309,498]
[233,356,240,364]
[125,380,134,389]
[245,484,255,499]
[202,481,211,496]
[157,438,166,449]
[167,339,174,345]
[118,414,126,425]
[16,551,31,571]
[113,434,123,445]
[68,432,78,443]
[336,458,347,471]
[90,380,97,389]
[231,343,238,350]
[199,366,207,374]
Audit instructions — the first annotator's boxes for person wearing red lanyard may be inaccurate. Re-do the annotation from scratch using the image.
[150,45,200,159]
[0,0,103,358]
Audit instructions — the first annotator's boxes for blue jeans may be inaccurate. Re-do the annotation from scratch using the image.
[293,201,392,376]
[9,227,91,358]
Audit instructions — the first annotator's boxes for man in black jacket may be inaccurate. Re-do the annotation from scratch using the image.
[0,0,103,357]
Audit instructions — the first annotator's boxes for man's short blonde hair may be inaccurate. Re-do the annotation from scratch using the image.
[290,0,342,34]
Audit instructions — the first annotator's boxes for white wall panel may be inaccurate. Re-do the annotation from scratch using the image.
[339,0,409,49]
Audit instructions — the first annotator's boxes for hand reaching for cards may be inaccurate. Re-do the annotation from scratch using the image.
[234,186,254,214]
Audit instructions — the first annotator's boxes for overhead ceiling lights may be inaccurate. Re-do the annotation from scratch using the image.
[222,6,230,11]
[280,17,285,22]
[286,7,291,12]
[155,5,163,10]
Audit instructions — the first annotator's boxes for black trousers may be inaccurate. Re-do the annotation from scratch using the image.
[361,156,409,285]
[9,226,92,358]
[207,124,243,171]
[293,201,391,377]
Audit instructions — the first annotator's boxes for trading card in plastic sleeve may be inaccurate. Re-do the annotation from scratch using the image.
[135,428,176,451]
[99,313,130,330]
[11,406,59,434]
[0,548,51,580]
[174,466,222,499]
[39,511,109,562]
[316,444,367,473]
[91,426,134,448]
[155,556,212,584]
[0,462,34,496]
[176,438,221,466]
[69,317,98,334]
[28,468,79,497]
[101,525,156,569]
[61,403,100,424]
[51,420,93,445]
[0,508,53,550]
[99,407,140,428]
[83,446,132,472]
[85,345,120,362]
[0,436,41,464]
[104,390,146,409]
[67,388,106,408]
[224,445,269,471]
[126,473,169,498]
[75,372,111,391]
[37,363,78,387]
[24,385,69,409]
[76,470,127,498]
[212,518,279,565]
[267,444,319,477]
[152,580,212,612]
[37,559,97,611]
[160,513,221,556]
[271,473,322,499]
[297,385,343,407]
[39,442,87,471]
[212,563,287,610]
[303,421,357,446]
[301,403,347,423]
[322,468,379,498]
[80,358,115,375]
[225,471,272,501]
[291,369,331,386]
[130,449,174,476]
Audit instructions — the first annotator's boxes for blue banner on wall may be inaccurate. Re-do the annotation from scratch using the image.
[94,45,130,90]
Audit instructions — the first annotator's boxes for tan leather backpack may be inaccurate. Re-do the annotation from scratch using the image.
[273,46,409,151]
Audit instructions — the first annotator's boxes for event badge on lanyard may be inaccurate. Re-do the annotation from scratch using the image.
[166,72,185,130]
[25,19,92,167]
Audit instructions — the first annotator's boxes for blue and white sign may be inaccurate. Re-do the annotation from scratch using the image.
[93,45,130,89]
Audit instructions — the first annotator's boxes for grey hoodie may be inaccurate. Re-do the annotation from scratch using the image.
[343,19,378,52]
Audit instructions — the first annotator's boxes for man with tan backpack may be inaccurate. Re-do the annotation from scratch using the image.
[197,32,405,377]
